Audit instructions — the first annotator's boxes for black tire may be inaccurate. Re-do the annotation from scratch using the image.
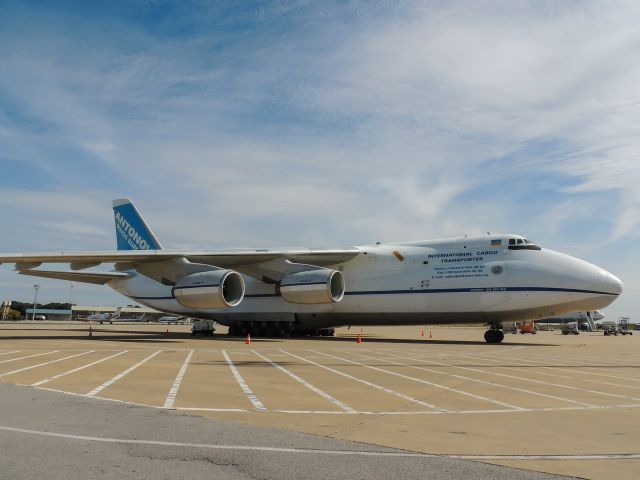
[484,330,503,343]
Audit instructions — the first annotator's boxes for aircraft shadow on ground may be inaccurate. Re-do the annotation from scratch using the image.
[0,327,563,347]
[295,335,560,347]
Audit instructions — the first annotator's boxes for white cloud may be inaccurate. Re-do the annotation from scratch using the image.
[1,1,639,315]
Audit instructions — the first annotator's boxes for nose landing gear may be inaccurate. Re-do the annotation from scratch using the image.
[484,326,505,343]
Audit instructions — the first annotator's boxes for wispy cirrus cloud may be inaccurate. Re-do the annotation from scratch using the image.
[0,1,639,315]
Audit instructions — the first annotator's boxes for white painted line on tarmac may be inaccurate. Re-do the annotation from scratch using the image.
[484,350,640,383]
[86,350,161,397]
[19,383,640,415]
[177,407,251,413]
[280,349,446,412]
[178,403,640,415]
[31,385,162,409]
[222,350,267,411]
[315,350,526,411]
[163,349,194,409]
[404,351,640,404]
[2,424,639,460]
[0,351,58,365]
[374,351,597,408]
[31,351,129,387]
[0,351,94,378]
[252,350,356,413]
[0,351,20,357]
[450,350,640,392]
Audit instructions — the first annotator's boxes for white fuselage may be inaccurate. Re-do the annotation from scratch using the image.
[106,236,622,329]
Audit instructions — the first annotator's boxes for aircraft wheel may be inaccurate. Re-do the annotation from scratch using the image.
[484,330,493,343]
[484,329,504,343]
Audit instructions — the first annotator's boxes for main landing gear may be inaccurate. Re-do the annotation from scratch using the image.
[484,325,504,344]
[227,321,336,338]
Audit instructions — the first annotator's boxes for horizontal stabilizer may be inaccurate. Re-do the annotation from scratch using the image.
[18,270,131,285]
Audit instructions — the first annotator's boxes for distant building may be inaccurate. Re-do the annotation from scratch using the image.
[25,308,72,320]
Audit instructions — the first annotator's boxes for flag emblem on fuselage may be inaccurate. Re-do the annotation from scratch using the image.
[491,239,502,247]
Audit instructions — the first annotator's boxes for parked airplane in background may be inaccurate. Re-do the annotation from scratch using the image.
[158,315,190,325]
[540,311,605,323]
[539,310,605,331]
[0,199,623,343]
[86,307,122,324]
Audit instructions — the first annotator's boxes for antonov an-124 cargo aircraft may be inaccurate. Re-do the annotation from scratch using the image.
[0,199,623,343]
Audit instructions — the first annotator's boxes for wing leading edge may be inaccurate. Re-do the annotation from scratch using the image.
[0,198,361,285]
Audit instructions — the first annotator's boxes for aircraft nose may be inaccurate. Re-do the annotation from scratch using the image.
[602,272,623,295]
[578,261,622,296]
[540,250,623,299]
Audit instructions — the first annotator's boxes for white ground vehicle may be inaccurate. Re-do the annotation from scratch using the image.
[561,321,579,335]
[191,319,215,336]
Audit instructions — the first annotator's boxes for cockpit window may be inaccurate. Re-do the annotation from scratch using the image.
[509,238,541,251]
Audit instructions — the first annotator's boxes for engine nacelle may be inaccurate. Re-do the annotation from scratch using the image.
[279,269,345,304]
[173,270,244,309]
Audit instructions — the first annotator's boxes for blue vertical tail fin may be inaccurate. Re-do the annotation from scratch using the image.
[112,199,163,251]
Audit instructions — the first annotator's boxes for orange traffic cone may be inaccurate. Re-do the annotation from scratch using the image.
[429,330,432,339]
[245,333,251,345]
[420,329,424,337]
[88,325,93,337]
[356,333,362,344]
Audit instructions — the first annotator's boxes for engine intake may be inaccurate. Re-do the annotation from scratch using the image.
[280,269,345,304]
[173,270,244,309]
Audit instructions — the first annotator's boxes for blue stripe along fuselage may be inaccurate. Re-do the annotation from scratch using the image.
[129,286,619,301]
[280,281,328,288]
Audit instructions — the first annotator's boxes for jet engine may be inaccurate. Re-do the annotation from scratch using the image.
[173,270,245,309]
[279,269,345,304]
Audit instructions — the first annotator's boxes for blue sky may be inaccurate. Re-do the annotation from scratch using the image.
[1,0,639,319]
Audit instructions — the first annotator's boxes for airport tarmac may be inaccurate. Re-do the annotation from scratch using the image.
[0,322,639,479]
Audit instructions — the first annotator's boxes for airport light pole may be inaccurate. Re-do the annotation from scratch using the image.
[69,282,75,320]
[32,284,40,321]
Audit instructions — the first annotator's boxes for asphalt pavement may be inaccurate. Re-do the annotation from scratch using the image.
[0,383,573,480]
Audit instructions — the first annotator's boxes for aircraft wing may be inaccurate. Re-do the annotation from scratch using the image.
[18,269,132,285]
[0,248,361,284]
[0,248,359,268]
[0,198,361,285]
